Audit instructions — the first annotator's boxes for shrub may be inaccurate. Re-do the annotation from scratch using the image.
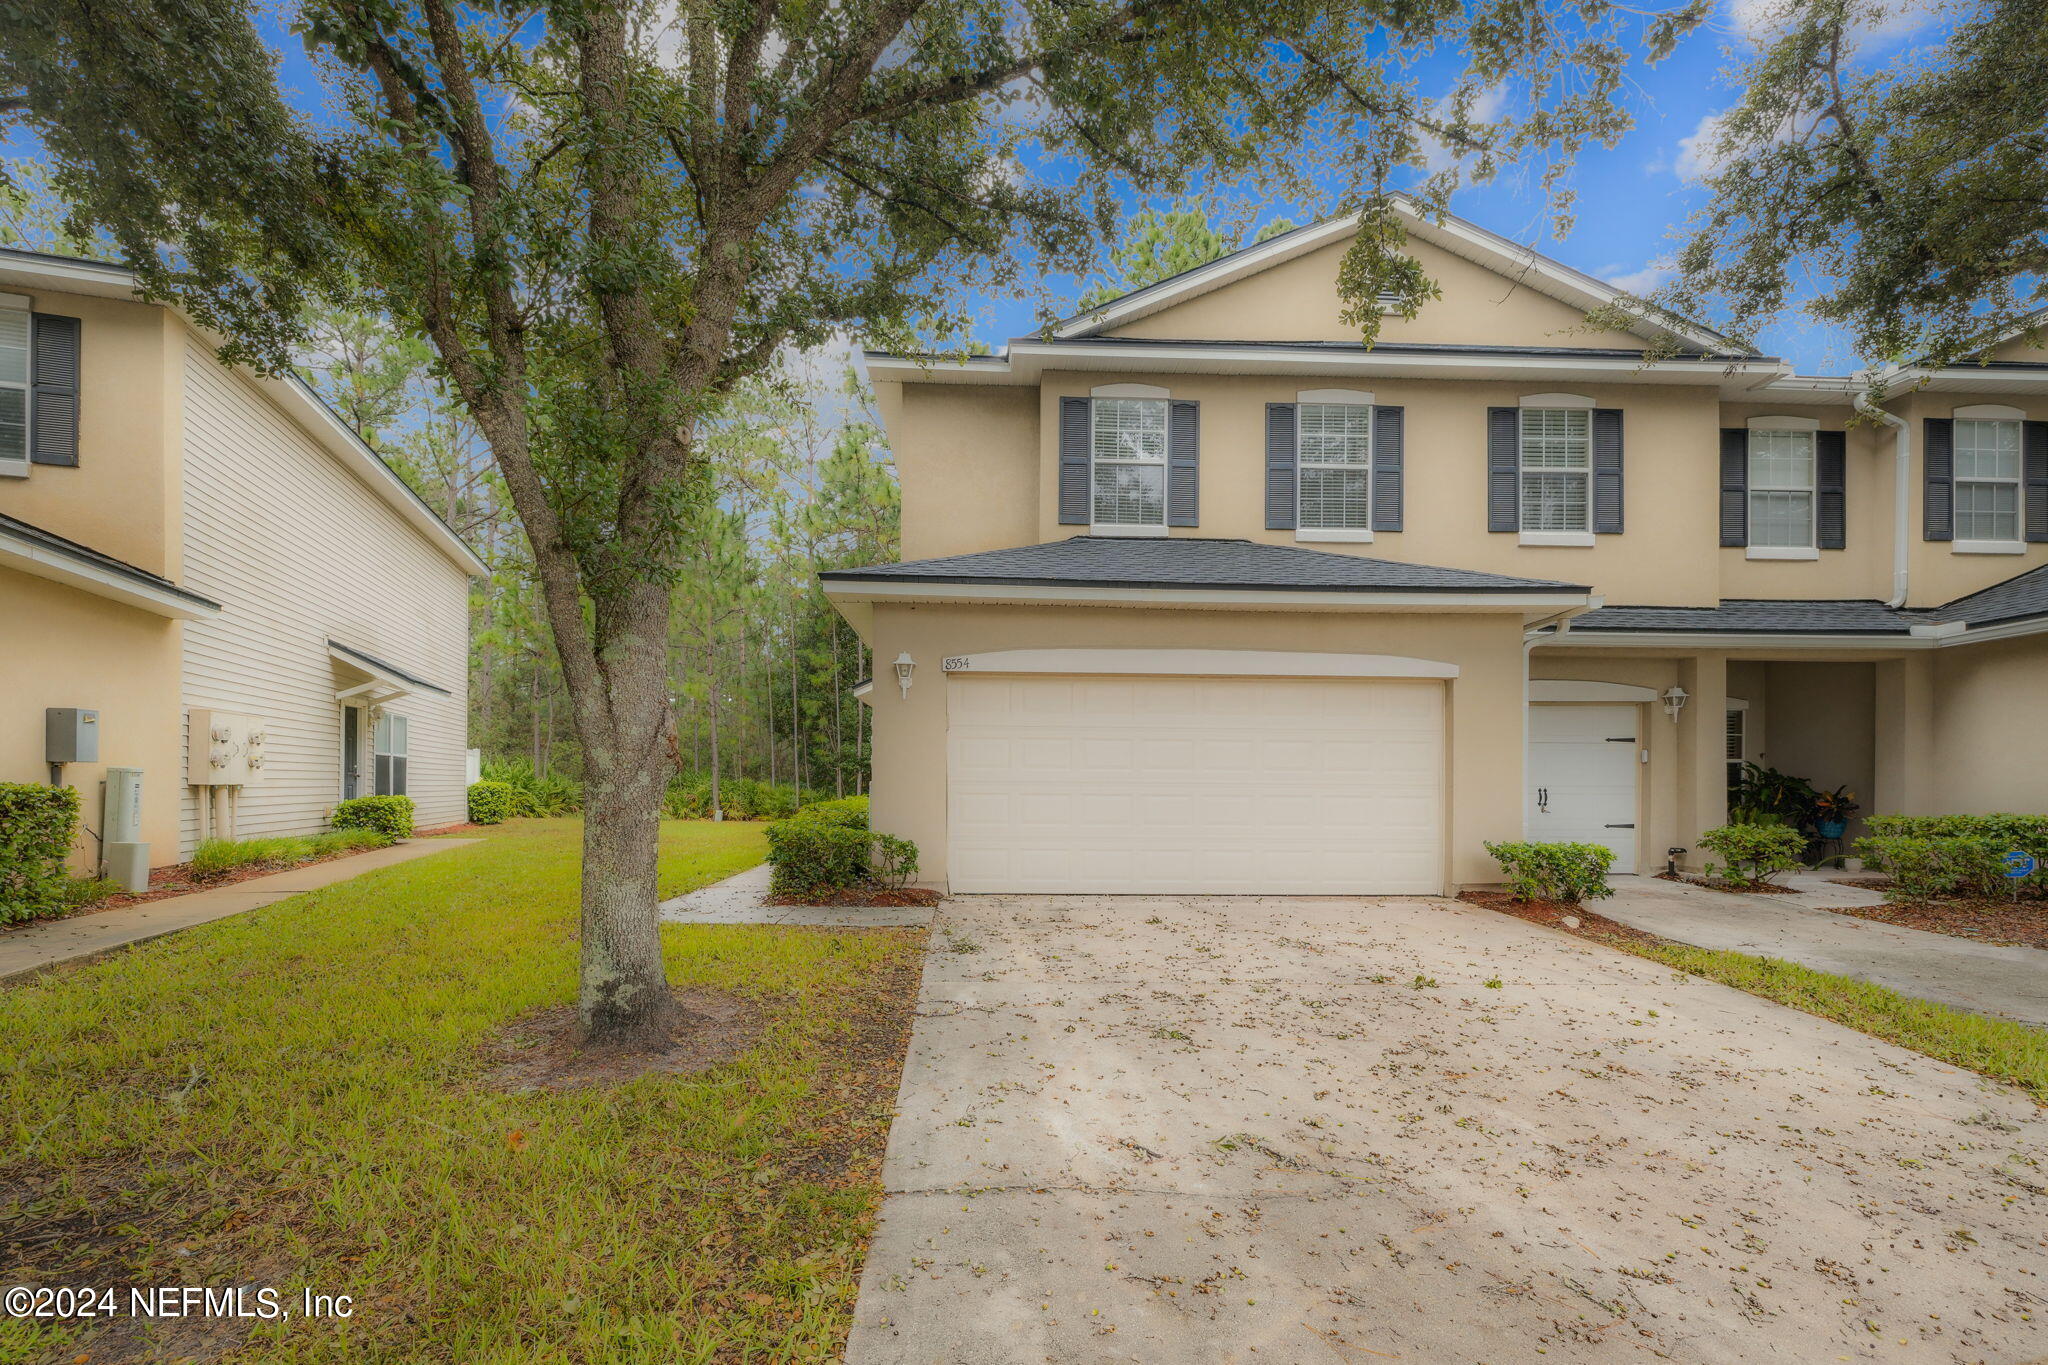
[1698,823,1804,888]
[467,780,516,825]
[331,795,414,840]
[306,828,392,856]
[1863,813,2048,844]
[868,833,919,889]
[788,795,869,830]
[1483,840,1615,904]
[662,773,827,821]
[0,782,81,925]
[192,836,314,877]
[1855,835,2028,900]
[480,760,583,816]
[765,801,915,900]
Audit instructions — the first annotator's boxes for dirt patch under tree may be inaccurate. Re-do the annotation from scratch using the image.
[476,987,769,1092]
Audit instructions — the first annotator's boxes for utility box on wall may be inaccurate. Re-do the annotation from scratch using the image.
[186,710,269,786]
[102,767,149,893]
[45,708,100,764]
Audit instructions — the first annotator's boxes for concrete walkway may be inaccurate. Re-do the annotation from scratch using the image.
[658,863,936,928]
[1601,874,2048,1026]
[848,894,2047,1364]
[0,838,480,983]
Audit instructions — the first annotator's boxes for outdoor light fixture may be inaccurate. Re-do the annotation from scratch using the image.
[1660,685,1689,721]
[893,652,916,699]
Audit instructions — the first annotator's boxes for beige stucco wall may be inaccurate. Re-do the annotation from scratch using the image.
[1759,662,1876,840]
[1714,403,1886,602]
[1105,234,1648,350]
[0,567,186,870]
[1930,634,2048,813]
[863,603,1529,890]
[0,296,180,575]
[1885,388,2048,609]
[883,380,1039,561]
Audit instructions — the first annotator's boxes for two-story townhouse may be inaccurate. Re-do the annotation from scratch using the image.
[0,247,484,882]
[826,198,2048,895]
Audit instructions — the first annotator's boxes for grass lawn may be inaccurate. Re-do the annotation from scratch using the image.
[0,818,927,1364]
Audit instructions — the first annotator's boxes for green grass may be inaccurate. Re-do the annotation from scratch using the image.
[1639,943,2048,1102]
[188,828,393,878]
[0,818,925,1363]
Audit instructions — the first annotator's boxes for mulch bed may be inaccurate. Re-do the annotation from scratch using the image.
[1823,896,2048,950]
[1657,871,1802,895]
[766,887,943,909]
[477,987,768,1092]
[1456,889,1670,949]
[1,844,398,931]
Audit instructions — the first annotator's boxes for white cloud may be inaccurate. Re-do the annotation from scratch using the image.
[1421,82,1508,172]
[1724,0,1945,43]
[1675,110,1734,183]
[1601,259,1676,296]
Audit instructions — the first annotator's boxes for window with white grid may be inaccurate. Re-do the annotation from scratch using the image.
[1297,402,1372,530]
[0,309,26,466]
[1954,418,2021,543]
[1091,398,1167,526]
[1747,428,1814,548]
[1726,708,1746,792]
[1519,408,1590,532]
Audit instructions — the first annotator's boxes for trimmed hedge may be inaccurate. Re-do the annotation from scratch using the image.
[331,795,415,840]
[1854,814,2048,900]
[1483,840,1614,904]
[765,797,915,899]
[1,782,81,925]
[1698,822,1804,888]
[467,781,516,825]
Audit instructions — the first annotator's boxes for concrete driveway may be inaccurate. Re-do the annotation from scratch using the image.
[847,894,2048,1365]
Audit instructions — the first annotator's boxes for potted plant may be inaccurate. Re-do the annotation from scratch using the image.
[1811,786,1859,839]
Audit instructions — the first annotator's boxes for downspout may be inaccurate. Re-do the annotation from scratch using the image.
[1855,388,1911,608]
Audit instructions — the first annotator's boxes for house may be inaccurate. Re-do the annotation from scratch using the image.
[825,199,2048,895]
[0,247,483,881]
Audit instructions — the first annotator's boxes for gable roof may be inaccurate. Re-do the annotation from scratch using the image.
[0,247,487,578]
[0,511,221,619]
[1046,195,1754,358]
[1929,562,2048,630]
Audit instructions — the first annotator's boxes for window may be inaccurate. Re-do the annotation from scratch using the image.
[1725,707,1747,793]
[1954,418,2022,543]
[0,308,26,467]
[1748,428,1815,548]
[1519,408,1591,533]
[373,713,409,797]
[1297,402,1372,530]
[1090,397,1167,526]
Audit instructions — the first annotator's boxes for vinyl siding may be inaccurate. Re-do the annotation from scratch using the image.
[178,341,470,853]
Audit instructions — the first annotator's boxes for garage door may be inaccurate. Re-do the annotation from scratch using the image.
[946,674,1445,894]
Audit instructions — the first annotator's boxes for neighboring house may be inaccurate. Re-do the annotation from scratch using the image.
[827,198,2048,895]
[0,248,484,875]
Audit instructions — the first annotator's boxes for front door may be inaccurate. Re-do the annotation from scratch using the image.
[341,706,362,800]
[1528,704,1640,874]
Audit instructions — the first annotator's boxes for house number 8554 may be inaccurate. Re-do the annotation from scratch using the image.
[942,657,970,670]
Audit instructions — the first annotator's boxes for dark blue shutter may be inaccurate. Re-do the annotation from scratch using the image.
[1265,403,1297,530]
[1058,396,1090,526]
[2025,421,2048,543]
[1371,405,1403,532]
[30,313,81,467]
[1923,418,1953,541]
[1720,428,1747,546]
[1816,429,1846,549]
[1486,408,1518,532]
[1167,399,1199,527]
[1591,408,1623,534]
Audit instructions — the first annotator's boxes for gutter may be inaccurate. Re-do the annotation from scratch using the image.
[1854,387,1912,607]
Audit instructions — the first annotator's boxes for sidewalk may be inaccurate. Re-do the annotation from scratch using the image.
[1599,874,2048,1026]
[0,838,481,983]
[659,863,936,928]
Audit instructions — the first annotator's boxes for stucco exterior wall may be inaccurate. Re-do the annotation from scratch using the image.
[864,604,1529,890]
[177,339,472,851]
[1103,234,1648,350]
[1930,634,2048,814]
[1760,662,1877,841]
[884,380,1039,561]
[1888,388,2048,609]
[0,567,187,870]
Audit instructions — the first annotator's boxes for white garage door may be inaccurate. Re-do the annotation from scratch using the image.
[946,674,1445,895]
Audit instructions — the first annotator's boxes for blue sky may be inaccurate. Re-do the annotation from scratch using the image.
[3,0,1947,376]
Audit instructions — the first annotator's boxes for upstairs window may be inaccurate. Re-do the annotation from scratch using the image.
[1519,407,1591,532]
[1091,397,1167,527]
[1297,402,1372,530]
[1748,428,1815,548]
[1953,418,2022,543]
[0,309,26,468]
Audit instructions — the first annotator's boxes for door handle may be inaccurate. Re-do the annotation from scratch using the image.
[1536,787,1548,811]
[1604,823,1635,829]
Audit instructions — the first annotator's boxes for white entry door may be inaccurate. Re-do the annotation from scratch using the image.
[947,674,1445,895]
[1527,704,1640,873]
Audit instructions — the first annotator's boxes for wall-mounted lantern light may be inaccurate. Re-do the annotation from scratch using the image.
[1660,685,1689,722]
[893,652,916,699]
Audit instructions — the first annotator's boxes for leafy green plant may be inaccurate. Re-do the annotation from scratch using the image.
[467,781,516,825]
[1698,823,1804,888]
[1483,840,1615,904]
[1728,763,1820,829]
[0,782,81,924]
[331,795,415,841]
[765,801,914,900]
[55,875,122,912]
[193,829,393,878]
[480,760,583,816]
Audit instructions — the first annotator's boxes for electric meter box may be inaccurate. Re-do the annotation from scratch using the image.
[187,710,269,786]
[45,708,100,764]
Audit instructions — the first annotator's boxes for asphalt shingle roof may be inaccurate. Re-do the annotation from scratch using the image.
[1571,599,1916,635]
[1928,562,2048,629]
[821,537,1589,595]
[0,511,220,609]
